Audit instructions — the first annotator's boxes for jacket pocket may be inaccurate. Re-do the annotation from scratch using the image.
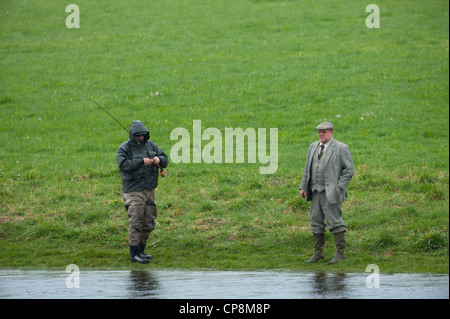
[335,185,345,202]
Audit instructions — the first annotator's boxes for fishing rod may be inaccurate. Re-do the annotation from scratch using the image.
[85,96,166,178]
[85,96,129,134]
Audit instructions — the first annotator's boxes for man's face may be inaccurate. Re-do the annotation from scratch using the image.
[318,129,333,144]
[134,134,145,142]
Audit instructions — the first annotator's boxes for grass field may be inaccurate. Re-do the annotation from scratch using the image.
[0,0,448,273]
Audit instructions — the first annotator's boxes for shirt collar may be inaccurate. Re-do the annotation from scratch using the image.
[320,138,333,149]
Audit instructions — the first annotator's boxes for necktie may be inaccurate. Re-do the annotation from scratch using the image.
[318,144,324,160]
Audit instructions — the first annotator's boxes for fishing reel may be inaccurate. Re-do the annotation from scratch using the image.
[146,150,166,178]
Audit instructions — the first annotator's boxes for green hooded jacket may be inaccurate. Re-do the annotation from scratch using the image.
[116,120,169,193]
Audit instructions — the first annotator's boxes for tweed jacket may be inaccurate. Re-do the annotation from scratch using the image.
[300,138,354,204]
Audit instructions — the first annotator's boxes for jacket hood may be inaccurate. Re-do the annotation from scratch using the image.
[129,120,149,144]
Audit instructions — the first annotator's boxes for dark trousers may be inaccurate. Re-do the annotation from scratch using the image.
[123,189,157,247]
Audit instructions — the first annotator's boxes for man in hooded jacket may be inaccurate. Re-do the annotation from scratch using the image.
[117,120,169,264]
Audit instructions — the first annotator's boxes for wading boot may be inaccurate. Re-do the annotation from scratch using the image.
[328,232,346,265]
[139,244,153,261]
[305,233,325,263]
[130,246,149,264]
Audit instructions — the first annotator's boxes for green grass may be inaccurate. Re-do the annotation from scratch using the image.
[0,0,448,274]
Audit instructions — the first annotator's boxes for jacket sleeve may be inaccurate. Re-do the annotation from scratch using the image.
[117,144,143,173]
[299,144,313,190]
[153,143,169,168]
[337,144,354,189]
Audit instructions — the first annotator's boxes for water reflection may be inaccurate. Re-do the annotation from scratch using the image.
[128,271,160,298]
[312,273,348,298]
[0,269,448,299]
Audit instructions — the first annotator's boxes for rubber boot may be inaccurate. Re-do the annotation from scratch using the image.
[305,233,325,263]
[139,244,153,260]
[130,246,149,264]
[328,232,346,265]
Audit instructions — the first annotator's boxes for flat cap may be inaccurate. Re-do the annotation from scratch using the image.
[316,122,334,130]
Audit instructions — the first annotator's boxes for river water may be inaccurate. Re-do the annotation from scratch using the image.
[0,269,448,299]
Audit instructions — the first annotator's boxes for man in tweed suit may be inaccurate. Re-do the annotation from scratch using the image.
[300,122,354,264]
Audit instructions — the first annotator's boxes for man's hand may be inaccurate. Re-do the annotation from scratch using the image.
[143,157,160,166]
[143,158,153,166]
[300,189,307,198]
